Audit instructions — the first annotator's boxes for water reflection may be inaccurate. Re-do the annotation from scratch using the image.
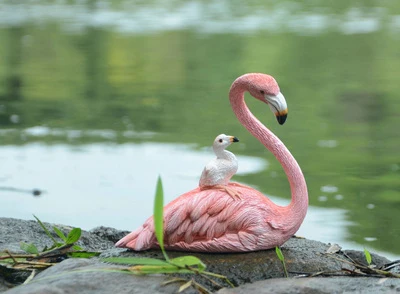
[1,2,399,34]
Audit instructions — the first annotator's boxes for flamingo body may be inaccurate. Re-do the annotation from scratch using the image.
[116,73,308,252]
[116,183,298,252]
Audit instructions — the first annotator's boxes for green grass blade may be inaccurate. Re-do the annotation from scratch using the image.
[170,256,206,272]
[275,246,284,261]
[72,245,83,251]
[364,247,372,265]
[102,257,170,266]
[53,227,67,242]
[67,252,100,258]
[66,228,81,244]
[19,242,39,255]
[153,176,169,261]
[33,215,58,245]
[129,265,192,274]
[275,246,288,278]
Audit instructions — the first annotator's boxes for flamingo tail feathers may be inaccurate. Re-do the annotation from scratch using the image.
[115,220,156,251]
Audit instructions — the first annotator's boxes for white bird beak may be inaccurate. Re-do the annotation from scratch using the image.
[229,136,239,143]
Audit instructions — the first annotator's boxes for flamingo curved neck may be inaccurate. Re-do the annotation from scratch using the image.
[229,78,308,233]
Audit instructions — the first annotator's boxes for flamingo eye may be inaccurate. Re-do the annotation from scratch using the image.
[219,139,223,143]
[260,90,265,95]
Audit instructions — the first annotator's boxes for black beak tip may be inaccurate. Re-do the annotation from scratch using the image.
[276,114,287,125]
[233,137,239,142]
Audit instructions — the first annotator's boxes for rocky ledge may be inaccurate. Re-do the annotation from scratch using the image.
[1,217,399,293]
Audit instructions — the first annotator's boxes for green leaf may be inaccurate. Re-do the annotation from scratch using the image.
[364,247,372,265]
[153,176,169,261]
[33,215,58,245]
[102,257,170,266]
[275,246,284,262]
[66,228,81,244]
[53,227,67,242]
[68,252,101,258]
[275,246,288,278]
[72,245,83,251]
[43,244,61,252]
[170,256,206,272]
[19,242,39,255]
[129,265,192,275]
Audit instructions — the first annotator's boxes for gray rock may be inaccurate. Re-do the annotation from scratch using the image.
[0,217,126,289]
[218,277,400,294]
[1,217,399,294]
[0,277,10,292]
[0,217,124,253]
[385,261,400,274]
[4,258,197,294]
[99,238,393,289]
[89,226,129,244]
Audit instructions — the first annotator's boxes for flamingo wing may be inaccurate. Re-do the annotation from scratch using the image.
[116,183,282,252]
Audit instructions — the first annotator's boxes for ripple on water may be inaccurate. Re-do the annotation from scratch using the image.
[334,194,344,200]
[318,195,328,202]
[317,140,338,148]
[320,185,338,193]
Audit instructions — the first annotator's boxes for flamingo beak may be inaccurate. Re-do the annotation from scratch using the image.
[229,136,239,143]
[265,92,288,125]
[276,112,288,125]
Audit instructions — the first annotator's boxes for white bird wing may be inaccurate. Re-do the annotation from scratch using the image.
[199,159,224,187]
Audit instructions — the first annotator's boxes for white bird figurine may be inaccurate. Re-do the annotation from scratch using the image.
[199,134,241,199]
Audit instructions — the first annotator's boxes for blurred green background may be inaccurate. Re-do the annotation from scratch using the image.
[0,1,399,257]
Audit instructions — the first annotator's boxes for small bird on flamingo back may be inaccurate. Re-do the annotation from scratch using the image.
[199,134,241,200]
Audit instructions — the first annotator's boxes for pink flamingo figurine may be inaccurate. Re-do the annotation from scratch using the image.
[116,73,308,252]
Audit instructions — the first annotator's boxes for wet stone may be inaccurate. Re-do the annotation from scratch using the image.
[1,217,399,294]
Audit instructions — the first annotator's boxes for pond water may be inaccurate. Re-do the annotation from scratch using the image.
[0,1,399,259]
[0,141,354,255]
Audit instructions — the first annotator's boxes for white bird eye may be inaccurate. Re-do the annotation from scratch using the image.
[219,139,223,143]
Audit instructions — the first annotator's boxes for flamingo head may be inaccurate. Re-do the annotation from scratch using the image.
[245,74,288,125]
[213,134,239,151]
